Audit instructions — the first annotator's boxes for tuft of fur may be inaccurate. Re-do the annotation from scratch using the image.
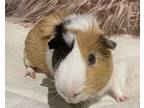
[6,0,139,36]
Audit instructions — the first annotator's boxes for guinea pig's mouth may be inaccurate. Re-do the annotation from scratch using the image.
[61,95,84,104]
[56,89,89,104]
[56,91,80,104]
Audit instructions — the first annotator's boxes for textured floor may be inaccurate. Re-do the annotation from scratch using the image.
[6,21,140,108]
[6,92,49,108]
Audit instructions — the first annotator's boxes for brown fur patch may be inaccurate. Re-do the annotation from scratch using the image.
[24,11,70,77]
[75,25,113,95]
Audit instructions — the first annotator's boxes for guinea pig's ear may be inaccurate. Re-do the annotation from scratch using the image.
[101,36,117,49]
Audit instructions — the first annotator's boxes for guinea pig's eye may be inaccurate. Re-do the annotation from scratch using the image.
[88,53,96,66]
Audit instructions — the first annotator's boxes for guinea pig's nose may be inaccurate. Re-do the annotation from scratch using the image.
[63,90,80,98]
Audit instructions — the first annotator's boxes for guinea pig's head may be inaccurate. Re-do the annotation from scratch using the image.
[48,14,117,104]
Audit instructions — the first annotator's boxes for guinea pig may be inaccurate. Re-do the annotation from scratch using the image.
[23,11,128,104]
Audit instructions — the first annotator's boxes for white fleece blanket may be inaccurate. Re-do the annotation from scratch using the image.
[5,21,139,108]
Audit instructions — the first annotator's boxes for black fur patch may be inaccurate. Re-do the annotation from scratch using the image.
[100,36,117,49]
[48,22,74,69]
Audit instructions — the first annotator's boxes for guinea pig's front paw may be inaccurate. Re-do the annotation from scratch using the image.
[25,67,36,79]
[111,89,129,102]
[115,96,129,102]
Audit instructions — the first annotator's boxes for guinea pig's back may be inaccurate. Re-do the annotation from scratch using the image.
[24,14,63,76]
[24,23,51,76]
[24,11,70,77]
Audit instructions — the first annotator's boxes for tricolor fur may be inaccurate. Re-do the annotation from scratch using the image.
[47,13,116,103]
[24,12,117,103]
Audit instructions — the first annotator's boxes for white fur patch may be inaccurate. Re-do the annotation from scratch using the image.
[65,14,97,31]
[55,39,86,102]
[63,32,74,46]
